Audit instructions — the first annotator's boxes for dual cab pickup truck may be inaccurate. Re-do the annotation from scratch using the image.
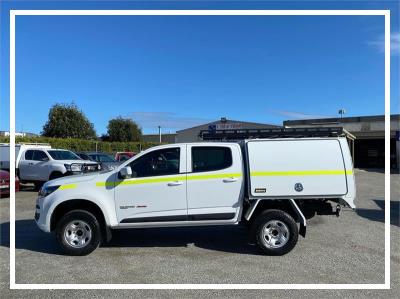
[35,138,356,256]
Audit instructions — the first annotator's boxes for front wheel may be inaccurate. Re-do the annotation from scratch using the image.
[49,171,63,180]
[34,182,44,191]
[252,209,299,256]
[56,210,101,256]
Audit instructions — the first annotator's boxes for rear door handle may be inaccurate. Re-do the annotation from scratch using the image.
[28,162,34,166]
[167,181,183,186]
[223,177,238,183]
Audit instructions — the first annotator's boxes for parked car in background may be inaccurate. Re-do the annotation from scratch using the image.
[0,143,100,189]
[75,152,121,170]
[0,169,20,197]
[115,151,136,162]
[1,143,52,171]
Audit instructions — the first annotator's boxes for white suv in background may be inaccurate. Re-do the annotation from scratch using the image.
[18,148,99,189]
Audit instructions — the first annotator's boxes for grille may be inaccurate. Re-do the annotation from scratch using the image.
[83,164,100,172]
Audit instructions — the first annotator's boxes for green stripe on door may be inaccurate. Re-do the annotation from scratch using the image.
[119,175,187,186]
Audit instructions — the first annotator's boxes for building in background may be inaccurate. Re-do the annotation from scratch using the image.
[0,131,38,137]
[141,133,177,143]
[139,114,400,170]
[284,114,400,169]
[175,117,280,143]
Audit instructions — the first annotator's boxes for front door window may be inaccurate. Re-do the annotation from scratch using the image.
[129,148,180,178]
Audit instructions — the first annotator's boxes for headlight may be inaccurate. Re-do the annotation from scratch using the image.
[65,163,83,172]
[38,185,60,197]
[102,164,116,171]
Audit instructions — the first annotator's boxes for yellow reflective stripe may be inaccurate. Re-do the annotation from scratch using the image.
[251,170,353,176]
[95,182,114,187]
[119,176,187,186]
[59,183,77,190]
[65,170,353,189]
[95,173,242,187]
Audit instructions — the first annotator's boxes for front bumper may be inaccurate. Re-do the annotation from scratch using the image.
[36,220,48,232]
[0,181,20,196]
[0,184,10,195]
[34,197,50,232]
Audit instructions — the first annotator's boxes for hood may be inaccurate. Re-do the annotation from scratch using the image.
[100,161,122,170]
[45,171,104,187]
[58,159,98,165]
[0,170,10,179]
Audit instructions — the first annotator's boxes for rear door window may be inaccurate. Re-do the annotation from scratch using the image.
[192,147,232,173]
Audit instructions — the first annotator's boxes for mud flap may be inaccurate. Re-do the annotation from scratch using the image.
[289,199,307,238]
[102,226,112,244]
[299,223,307,238]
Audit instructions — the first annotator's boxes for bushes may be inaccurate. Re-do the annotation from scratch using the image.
[0,136,161,154]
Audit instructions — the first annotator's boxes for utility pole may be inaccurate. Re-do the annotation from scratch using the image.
[338,108,346,119]
[158,126,162,143]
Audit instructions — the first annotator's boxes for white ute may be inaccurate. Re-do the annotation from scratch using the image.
[35,137,356,256]
[0,143,99,189]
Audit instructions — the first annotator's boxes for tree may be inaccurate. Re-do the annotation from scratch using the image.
[42,103,96,139]
[100,134,110,142]
[107,117,142,142]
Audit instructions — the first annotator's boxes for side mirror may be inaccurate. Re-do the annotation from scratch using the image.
[119,166,132,179]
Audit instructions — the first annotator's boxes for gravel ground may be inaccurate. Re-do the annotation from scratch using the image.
[0,169,399,298]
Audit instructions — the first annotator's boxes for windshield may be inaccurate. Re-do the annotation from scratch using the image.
[119,154,131,161]
[48,150,81,160]
[89,154,116,163]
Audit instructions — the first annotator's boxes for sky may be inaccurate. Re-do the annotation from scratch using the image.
[0,1,399,135]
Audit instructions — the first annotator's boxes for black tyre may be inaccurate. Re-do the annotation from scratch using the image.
[56,210,101,256]
[49,171,63,180]
[34,182,44,191]
[252,209,298,256]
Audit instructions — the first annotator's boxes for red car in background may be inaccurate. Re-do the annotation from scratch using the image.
[115,151,136,162]
[0,169,20,197]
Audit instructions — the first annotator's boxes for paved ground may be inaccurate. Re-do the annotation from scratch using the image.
[0,169,399,298]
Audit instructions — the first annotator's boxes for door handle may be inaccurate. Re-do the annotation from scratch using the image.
[167,181,183,186]
[28,162,34,166]
[223,177,238,183]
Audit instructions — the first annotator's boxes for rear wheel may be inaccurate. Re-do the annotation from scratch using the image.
[252,209,298,255]
[56,210,101,256]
